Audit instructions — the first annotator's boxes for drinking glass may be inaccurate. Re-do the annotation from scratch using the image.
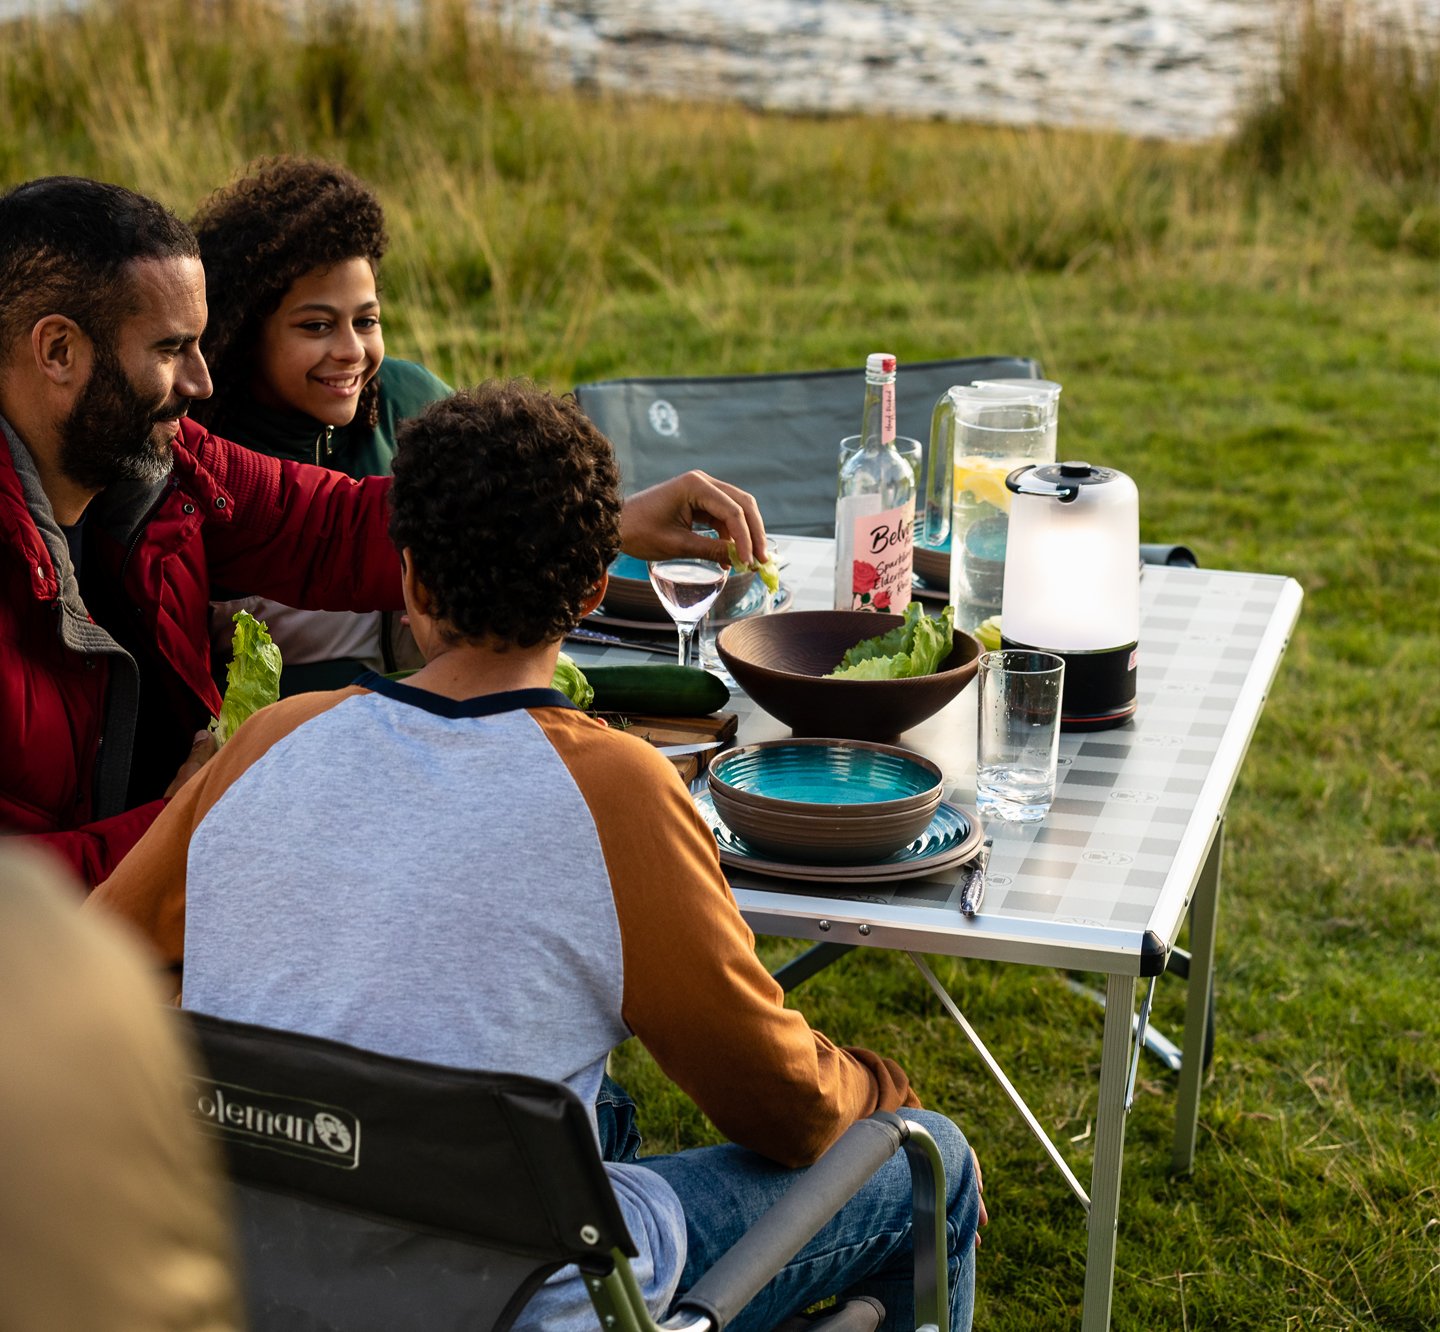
[838,433,923,481]
[647,558,728,667]
[976,649,1065,822]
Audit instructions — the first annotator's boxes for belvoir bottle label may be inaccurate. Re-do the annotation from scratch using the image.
[839,498,913,613]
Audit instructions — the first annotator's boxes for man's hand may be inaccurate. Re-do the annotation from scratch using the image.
[973,1145,989,1248]
[163,730,217,800]
[619,471,768,567]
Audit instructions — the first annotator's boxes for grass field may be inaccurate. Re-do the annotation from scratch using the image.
[3,1,1437,1326]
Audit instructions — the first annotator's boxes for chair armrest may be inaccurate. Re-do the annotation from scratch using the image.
[668,1114,909,1331]
[1140,543,1198,568]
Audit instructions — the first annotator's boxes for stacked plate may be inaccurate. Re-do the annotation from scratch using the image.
[912,537,951,592]
[707,739,944,865]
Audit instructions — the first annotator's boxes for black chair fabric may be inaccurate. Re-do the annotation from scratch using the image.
[574,356,1042,537]
[233,1186,550,1331]
[185,1012,634,1331]
[185,1013,945,1332]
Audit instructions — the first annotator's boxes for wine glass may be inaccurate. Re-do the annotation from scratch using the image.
[647,558,728,667]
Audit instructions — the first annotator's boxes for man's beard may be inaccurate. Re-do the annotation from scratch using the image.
[58,344,188,491]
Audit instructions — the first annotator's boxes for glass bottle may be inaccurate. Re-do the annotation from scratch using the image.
[834,353,915,613]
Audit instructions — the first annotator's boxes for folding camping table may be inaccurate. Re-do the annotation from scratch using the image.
[572,536,1302,1330]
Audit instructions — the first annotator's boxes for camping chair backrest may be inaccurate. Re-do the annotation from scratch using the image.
[574,355,1043,537]
[182,1011,633,1332]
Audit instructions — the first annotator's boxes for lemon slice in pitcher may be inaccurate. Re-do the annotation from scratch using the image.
[953,457,1013,512]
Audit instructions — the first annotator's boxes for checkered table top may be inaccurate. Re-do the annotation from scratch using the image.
[573,538,1302,977]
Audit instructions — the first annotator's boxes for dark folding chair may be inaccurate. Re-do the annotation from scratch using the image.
[574,356,1043,537]
[183,1011,951,1332]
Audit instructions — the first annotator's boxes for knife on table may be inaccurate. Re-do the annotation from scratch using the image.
[565,626,677,656]
[958,838,993,917]
[656,741,724,760]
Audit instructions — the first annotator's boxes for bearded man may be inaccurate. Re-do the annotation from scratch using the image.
[0,177,766,889]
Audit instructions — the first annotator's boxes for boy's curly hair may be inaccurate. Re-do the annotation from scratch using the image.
[190,157,387,430]
[389,381,623,647]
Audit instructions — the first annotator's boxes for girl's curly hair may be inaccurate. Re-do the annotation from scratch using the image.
[190,157,388,430]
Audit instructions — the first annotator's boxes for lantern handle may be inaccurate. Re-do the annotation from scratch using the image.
[1006,463,1082,504]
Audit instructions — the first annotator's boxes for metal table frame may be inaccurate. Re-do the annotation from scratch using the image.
[576,537,1301,1330]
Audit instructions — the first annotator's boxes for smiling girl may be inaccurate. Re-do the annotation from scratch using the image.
[192,158,450,693]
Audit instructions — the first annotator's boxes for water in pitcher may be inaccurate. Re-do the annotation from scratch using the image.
[925,387,1057,632]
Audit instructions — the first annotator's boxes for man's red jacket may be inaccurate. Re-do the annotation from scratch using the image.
[1,417,402,888]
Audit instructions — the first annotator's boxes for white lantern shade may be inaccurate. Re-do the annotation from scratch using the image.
[1001,466,1140,653]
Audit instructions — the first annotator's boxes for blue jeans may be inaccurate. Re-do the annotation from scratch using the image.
[596,1079,978,1332]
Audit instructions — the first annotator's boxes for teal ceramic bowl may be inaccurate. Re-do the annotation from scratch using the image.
[706,739,944,863]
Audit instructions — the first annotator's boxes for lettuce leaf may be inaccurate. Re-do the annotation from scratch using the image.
[552,652,594,709]
[209,610,283,745]
[829,603,955,680]
[725,539,780,594]
[388,653,594,708]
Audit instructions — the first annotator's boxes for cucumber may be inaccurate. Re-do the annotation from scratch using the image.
[585,664,730,717]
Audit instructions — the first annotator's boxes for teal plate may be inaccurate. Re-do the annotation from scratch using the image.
[608,552,652,582]
[912,536,951,592]
[709,740,942,809]
[696,792,983,885]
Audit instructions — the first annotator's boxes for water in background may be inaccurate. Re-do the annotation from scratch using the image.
[515,0,1439,141]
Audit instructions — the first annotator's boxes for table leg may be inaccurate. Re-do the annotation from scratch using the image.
[1172,818,1223,1173]
[771,942,855,993]
[1082,971,1137,1332]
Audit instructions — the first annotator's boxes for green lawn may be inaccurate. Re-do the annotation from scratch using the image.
[5,2,1438,1326]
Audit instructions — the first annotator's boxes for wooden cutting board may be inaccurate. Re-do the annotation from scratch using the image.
[595,710,739,784]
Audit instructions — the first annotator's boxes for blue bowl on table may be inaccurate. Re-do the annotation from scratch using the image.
[706,739,944,864]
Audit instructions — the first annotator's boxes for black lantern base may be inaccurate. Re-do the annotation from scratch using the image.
[1000,637,1138,731]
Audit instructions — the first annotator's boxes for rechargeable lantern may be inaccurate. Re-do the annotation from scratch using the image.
[1000,462,1140,730]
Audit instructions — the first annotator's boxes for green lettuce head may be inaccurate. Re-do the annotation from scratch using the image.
[552,652,594,709]
[209,610,283,745]
[725,539,780,595]
[828,603,955,680]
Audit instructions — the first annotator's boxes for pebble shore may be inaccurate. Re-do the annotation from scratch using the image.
[517,0,1438,141]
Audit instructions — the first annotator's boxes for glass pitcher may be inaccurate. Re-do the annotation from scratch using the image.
[922,382,1061,630]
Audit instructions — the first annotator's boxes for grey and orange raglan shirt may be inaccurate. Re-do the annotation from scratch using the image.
[90,673,919,1329]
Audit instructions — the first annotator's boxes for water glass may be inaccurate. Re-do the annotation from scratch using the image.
[976,649,1065,822]
[839,434,922,483]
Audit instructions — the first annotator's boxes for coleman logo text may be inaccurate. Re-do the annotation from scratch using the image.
[190,1078,361,1170]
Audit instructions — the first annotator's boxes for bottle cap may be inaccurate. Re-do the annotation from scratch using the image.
[865,353,897,375]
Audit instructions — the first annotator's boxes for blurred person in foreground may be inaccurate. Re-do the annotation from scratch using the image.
[0,175,767,889]
[0,842,241,1331]
[89,380,983,1332]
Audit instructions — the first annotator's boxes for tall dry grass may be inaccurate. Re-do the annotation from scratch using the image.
[1,0,1434,373]
[1229,0,1439,255]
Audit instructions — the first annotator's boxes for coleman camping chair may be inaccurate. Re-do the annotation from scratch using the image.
[573,355,1043,537]
[183,1011,951,1332]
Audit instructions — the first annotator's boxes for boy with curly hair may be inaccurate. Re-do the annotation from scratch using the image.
[91,379,982,1332]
